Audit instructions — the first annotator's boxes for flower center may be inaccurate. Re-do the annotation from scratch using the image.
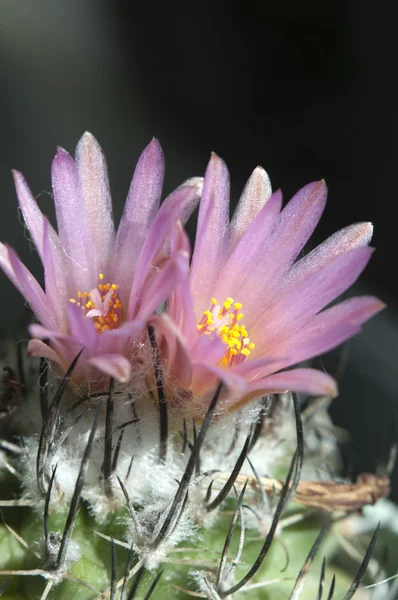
[69,273,122,333]
[197,297,255,367]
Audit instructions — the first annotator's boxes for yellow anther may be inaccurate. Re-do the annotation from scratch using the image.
[223,298,234,309]
[204,310,213,325]
[197,296,254,367]
[68,275,123,334]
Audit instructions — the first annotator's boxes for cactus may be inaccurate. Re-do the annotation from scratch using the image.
[0,132,394,598]
[0,343,394,599]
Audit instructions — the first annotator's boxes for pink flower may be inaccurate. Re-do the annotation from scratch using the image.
[0,133,202,386]
[152,154,385,415]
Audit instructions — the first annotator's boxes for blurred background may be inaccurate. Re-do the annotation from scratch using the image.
[0,0,397,495]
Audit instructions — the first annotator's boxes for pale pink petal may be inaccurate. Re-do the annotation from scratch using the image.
[189,362,248,407]
[135,248,189,319]
[99,320,145,356]
[128,182,201,318]
[287,222,374,286]
[113,138,165,299]
[191,364,247,400]
[87,354,132,383]
[252,246,374,350]
[168,277,197,345]
[268,180,328,268]
[167,224,196,341]
[252,368,338,398]
[29,323,69,340]
[213,190,283,306]
[190,153,230,316]
[27,339,63,364]
[0,243,22,292]
[226,181,328,316]
[6,246,55,329]
[12,171,63,264]
[67,303,98,351]
[265,295,385,372]
[42,218,69,330]
[190,333,227,367]
[28,324,88,374]
[229,166,272,250]
[51,147,95,290]
[75,132,115,277]
[236,295,385,381]
[150,314,193,388]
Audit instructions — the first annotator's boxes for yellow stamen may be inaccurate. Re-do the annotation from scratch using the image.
[197,297,254,367]
[69,273,122,334]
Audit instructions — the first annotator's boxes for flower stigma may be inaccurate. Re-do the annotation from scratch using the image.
[197,297,255,366]
[69,273,122,333]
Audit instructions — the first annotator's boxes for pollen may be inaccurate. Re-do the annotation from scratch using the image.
[197,297,255,367]
[69,273,122,334]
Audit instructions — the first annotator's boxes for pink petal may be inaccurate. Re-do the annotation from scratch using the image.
[269,180,328,268]
[150,314,193,388]
[253,246,374,352]
[213,190,283,306]
[190,153,230,316]
[113,139,165,300]
[168,277,197,345]
[190,333,227,367]
[75,132,115,276]
[135,246,189,319]
[29,323,69,340]
[252,368,338,398]
[87,354,132,382]
[28,323,90,375]
[225,181,327,317]
[51,147,95,290]
[128,182,201,318]
[267,295,385,372]
[229,166,272,250]
[5,246,55,329]
[237,295,385,381]
[42,218,68,330]
[287,222,374,286]
[12,171,62,264]
[67,303,98,350]
[99,320,145,357]
[189,362,247,406]
[27,339,63,364]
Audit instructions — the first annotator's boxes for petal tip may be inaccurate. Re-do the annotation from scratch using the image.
[54,147,72,163]
[76,131,102,155]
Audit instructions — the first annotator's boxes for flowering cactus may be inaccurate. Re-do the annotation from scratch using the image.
[0,134,394,599]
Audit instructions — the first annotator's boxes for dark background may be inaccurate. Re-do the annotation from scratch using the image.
[0,1,397,494]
